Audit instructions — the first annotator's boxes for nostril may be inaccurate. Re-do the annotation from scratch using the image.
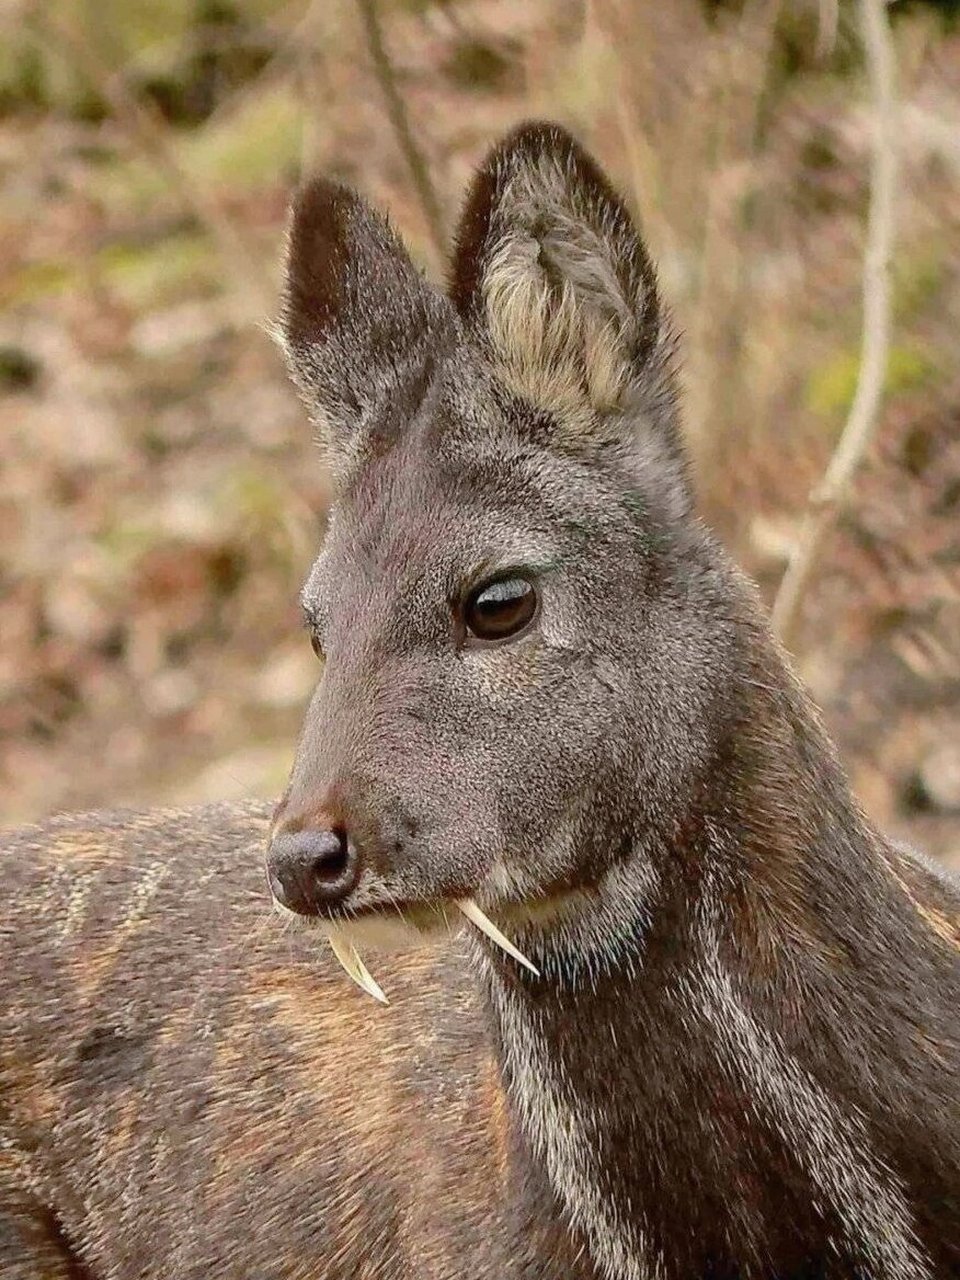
[310,827,350,885]
[267,826,359,916]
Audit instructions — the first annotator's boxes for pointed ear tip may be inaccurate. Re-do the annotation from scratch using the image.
[462,120,622,224]
[291,172,356,211]
[475,119,586,174]
[281,176,361,352]
[287,175,359,251]
[450,121,583,290]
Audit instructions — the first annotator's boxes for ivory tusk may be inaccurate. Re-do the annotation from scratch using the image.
[327,930,389,1004]
[456,898,540,977]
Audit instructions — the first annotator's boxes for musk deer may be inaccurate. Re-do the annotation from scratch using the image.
[2,123,958,1280]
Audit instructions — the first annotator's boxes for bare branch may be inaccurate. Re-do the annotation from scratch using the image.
[771,0,898,649]
[355,0,447,264]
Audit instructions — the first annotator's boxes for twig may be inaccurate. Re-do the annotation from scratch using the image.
[771,0,898,649]
[26,6,276,323]
[355,0,447,262]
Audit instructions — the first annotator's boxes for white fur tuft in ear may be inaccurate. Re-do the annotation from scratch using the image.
[450,124,686,459]
[482,214,633,442]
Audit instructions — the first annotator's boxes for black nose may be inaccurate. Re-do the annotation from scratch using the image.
[266,826,359,915]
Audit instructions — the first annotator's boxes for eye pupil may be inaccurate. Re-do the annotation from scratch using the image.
[464,577,537,642]
[310,632,324,661]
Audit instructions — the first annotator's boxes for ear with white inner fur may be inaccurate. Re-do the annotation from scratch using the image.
[280,177,452,471]
[450,123,688,501]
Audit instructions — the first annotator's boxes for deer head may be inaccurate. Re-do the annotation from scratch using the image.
[266,124,740,991]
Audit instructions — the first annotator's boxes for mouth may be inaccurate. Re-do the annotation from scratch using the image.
[274,894,541,1004]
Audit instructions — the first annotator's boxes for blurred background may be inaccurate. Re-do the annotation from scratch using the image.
[0,0,957,870]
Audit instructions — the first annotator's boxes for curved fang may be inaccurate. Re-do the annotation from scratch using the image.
[327,929,389,1004]
[457,898,541,976]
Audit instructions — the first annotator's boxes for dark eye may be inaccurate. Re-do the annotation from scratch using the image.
[309,631,325,661]
[463,576,538,643]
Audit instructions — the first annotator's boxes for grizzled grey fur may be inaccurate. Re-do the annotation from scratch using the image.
[1,123,958,1280]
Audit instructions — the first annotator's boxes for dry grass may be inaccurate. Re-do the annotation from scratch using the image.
[0,0,958,863]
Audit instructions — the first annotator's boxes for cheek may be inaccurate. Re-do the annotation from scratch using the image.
[537,582,584,651]
[385,735,503,880]
[451,585,586,710]
[449,599,625,807]
[473,680,617,870]
[386,601,626,876]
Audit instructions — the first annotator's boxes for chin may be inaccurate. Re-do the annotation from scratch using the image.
[270,880,588,1004]
[322,902,460,952]
[321,886,589,955]
[271,892,460,948]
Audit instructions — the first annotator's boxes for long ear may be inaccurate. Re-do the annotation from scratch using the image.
[450,123,687,501]
[280,177,452,470]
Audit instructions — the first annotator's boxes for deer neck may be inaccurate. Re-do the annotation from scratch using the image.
[475,666,935,1280]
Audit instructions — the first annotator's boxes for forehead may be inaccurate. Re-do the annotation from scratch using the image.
[304,377,620,607]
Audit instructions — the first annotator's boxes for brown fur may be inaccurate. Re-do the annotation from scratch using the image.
[2,805,577,1279]
[2,123,958,1279]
